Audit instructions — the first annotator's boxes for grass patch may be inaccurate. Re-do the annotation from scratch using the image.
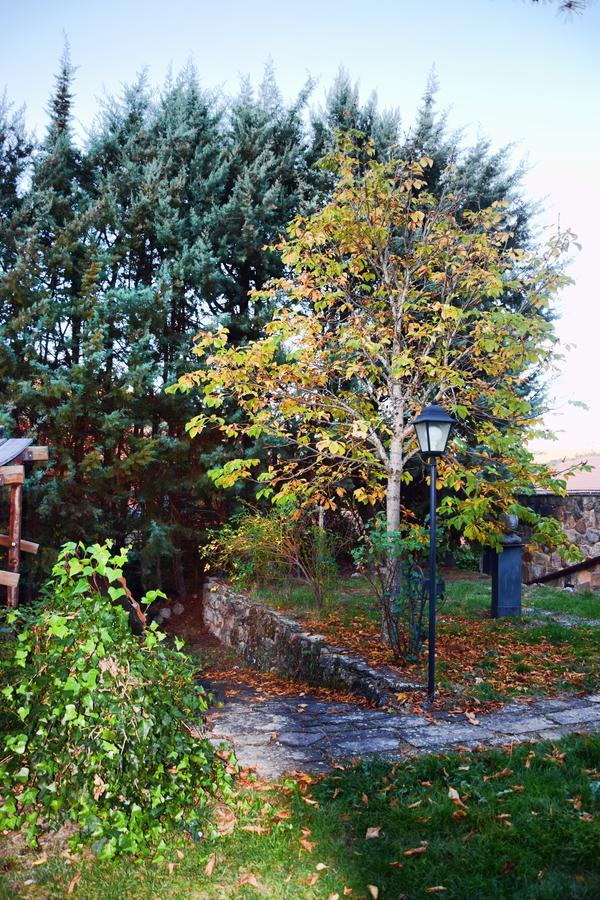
[2,733,599,899]
[524,585,600,620]
[256,574,600,624]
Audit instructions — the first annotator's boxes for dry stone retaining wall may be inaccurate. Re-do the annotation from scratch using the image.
[202,579,421,706]
[522,492,600,590]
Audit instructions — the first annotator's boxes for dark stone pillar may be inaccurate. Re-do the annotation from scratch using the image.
[490,533,524,617]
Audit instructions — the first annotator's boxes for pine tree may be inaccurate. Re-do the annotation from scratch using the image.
[206,66,311,342]
[0,94,33,274]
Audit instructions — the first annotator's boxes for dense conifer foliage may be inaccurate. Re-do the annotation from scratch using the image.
[0,51,537,593]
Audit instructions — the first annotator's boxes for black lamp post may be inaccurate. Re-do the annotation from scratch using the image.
[412,403,455,703]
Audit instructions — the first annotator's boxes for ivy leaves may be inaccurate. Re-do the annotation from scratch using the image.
[0,541,235,857]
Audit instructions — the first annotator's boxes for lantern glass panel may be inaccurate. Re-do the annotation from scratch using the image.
[415,422,430,454]
[428,423,448,454]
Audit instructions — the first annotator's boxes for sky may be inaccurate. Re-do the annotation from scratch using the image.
[1,0,599,458]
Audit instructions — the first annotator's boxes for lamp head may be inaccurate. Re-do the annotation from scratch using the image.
[412,403,455,458]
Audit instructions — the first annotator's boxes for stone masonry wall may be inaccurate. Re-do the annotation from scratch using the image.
[522,492,600,590]
[202,579,421,706]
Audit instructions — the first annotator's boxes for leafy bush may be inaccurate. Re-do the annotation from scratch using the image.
[452,540,482,572]
[0,541,234,857]
[202,504,338,608]
[352,514,438,661]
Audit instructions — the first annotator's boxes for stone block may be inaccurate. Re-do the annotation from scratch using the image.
[331,734,401,755]
[484,715,554,734]
[547,706,600,726]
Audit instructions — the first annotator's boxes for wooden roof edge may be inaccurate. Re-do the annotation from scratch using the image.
[525,553,600,585]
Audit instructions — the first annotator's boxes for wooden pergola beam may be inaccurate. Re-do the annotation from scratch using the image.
[14,446,49,463]
[0,535,39,555]
[0,440,49,607]
[0,570,20,588]
[0,466,25,485]
[6,482,23,607]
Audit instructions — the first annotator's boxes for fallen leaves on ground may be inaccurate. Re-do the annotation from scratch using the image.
[202,666,376,707]
[277,605,598,713]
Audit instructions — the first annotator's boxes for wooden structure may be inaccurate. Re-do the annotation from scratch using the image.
[0,438,48,607]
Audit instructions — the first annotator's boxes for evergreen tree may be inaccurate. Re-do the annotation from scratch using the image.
[0,56,545,597]
[207,66,311,342]
[0,94,32,274]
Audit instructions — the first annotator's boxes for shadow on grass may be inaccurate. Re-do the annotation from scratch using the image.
[3,734,599,899]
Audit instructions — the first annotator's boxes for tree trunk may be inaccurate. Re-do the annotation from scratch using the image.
[173,552,186,599]
[382,430,403,651]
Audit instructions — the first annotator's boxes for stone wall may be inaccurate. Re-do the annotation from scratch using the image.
[522,492,600,590]
[202,579,421,706]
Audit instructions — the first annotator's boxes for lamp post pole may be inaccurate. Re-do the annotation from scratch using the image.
[428,456,437,703]
[411,402,455,706]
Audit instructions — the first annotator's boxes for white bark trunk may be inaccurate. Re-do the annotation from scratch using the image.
[381,381,404,649]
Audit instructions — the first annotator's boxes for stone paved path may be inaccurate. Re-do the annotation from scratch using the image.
[204,679,600,779]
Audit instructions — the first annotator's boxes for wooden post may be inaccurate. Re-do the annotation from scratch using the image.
[6,483,23,608]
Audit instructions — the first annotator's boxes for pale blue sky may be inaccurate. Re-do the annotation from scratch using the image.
[2,0,599,456]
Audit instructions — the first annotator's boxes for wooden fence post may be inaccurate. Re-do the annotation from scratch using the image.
[6,483,23,608]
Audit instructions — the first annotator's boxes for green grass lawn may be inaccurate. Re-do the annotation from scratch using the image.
[254,573,600,625]
[2,733,598,899]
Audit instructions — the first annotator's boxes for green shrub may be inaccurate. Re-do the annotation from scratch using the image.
[203,504,338,608]
[0,541,234,857]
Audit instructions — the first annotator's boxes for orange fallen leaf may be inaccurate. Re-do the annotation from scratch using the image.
[274,808,292,821]
[404,846,427,858]
[426,887,447,894]
[204,854,217,877]
[300,838,316,853]
[67,874,81,895]
[367,886,379,899]
[365,826,382,839]
[316,862,328,871]
[237,873,261,888]
[448,787,467,809]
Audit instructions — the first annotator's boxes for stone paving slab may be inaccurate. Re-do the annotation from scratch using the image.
[204,677,600,779]
[482,714,555,734]
[548,705,600,725]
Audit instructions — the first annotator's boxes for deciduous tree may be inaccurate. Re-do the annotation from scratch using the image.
[173,139,577,650]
